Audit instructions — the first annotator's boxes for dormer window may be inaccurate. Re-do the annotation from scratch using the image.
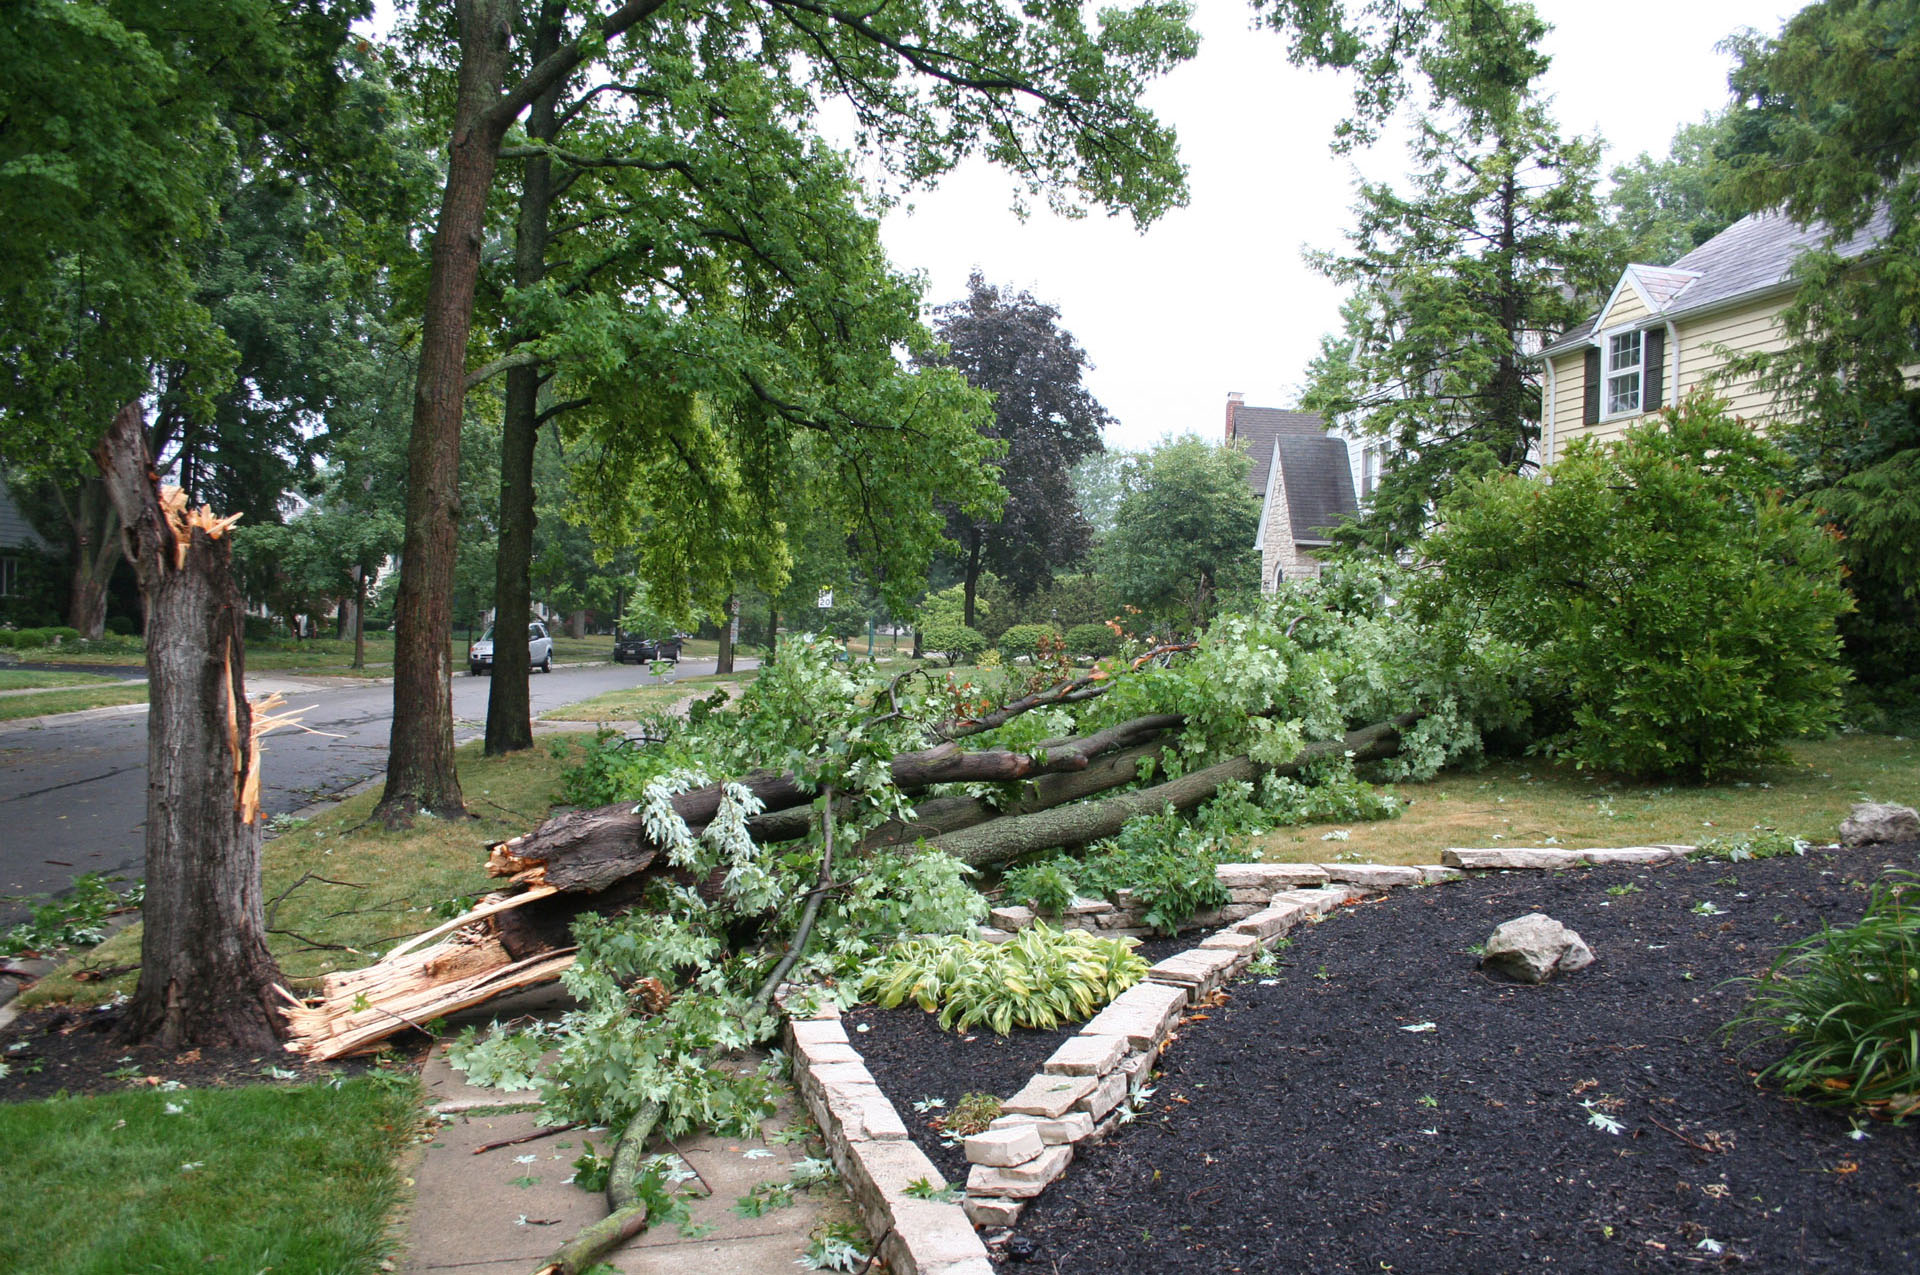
[1607,331,1643,415]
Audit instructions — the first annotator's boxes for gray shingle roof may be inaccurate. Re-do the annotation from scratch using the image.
[1542,207,1892,355]
[1230,406,1358,543]
[1233,407,1329,504]
[1275,434,1359,542]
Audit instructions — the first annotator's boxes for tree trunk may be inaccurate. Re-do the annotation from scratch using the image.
[930,715,1415,868]
[351,567,368,670]
[962,531,981,629]
[379,0,519,820]
[484,9,564,757]
[93,402,286,1049]
[765,607,778,662]
[64,477,121,638]
[716,594,736,674]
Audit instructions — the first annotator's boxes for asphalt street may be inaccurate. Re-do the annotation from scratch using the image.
[0,658,738,926]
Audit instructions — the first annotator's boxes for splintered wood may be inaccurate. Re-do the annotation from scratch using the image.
[280,886,571,1060]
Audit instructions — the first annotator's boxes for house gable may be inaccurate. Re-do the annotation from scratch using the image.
[1541,208,1894,464]
[1225,396,1357,590]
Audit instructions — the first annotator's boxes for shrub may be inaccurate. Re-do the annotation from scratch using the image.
[1727,872,1920,1117]
[1422,395,1850,781]
[1000,860,1079,914]
[997,623,1060,662]
[920,622,987,666]
[244,617,278,642]
[1063,622,1118,658]
[861,923,1147,1034]
[104,616,137,636]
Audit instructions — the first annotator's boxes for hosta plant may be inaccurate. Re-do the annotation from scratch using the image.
[1726,872,1920,1118]
[862,923,1148,1034]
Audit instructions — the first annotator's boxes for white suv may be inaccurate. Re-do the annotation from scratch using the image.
[469,621,554,676]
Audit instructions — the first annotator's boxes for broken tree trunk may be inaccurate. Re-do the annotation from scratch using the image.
[282,711,1420,1059]
[94,402,288,1050]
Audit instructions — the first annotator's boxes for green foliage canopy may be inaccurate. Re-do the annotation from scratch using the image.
[1097,436,1259,632]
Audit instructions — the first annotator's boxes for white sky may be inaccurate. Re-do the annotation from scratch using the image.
[874,0,1807,452]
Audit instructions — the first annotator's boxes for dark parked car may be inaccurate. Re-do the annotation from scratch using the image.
[613,633,682,664]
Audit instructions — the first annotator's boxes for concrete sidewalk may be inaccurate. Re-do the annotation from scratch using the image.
[402,1042,860,1275]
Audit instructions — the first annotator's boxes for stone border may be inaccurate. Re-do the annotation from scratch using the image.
[781,846,1706,1266]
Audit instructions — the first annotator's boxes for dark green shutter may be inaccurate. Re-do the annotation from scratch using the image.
[1642,328,1665,411]
[1582,347,1601,425]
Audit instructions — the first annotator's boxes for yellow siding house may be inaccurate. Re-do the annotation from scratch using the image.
[1539,209,1893,464]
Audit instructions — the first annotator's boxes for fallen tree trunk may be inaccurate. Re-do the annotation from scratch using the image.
[487,718,1178,893]
[282,711,1419,1059]
[930,714,1419,868]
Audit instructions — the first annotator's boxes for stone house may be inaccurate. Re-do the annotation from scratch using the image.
[1222,394,1359,592]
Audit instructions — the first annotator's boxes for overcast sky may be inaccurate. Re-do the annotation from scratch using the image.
[874,0,1807,452]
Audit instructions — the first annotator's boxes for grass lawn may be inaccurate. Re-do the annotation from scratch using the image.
[1251,732,1920,864]
[0,684,148,722]
[24,732,595,1009]
[541,668,760,722]
[0,1077,418,1275]
[0,670,123,691]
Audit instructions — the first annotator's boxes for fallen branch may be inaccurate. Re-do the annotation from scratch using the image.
[473,1122,582,1156]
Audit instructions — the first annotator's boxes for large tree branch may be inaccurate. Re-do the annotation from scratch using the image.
[485,0,675,133]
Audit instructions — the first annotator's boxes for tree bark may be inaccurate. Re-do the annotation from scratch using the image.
[351,566,368,670]
[962,529,981,629]
[93,402,286,1049]
[716,594,736,674]
[485,723,1178,894]
[63,477,121,638]
[379,0,520,821]
[484,1,565,758]
[930,715,1417,868]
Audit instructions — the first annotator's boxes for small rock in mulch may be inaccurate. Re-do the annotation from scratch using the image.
[1481,912,1594,984]
[1839,801,1920,847]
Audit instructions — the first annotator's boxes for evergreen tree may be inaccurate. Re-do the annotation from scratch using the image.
[1718,0,1920,704]
[1301,11,1612,550]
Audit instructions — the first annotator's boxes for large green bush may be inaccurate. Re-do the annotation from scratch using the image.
[997,622,1060,662]
[1063,622,1118,658]
[1423,395,1849,781]
[920,622,988,666]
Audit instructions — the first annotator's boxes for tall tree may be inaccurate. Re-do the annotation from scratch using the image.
[1098,436,1260,633]
[376,0,1195,821]
[1296,0,1612,550]
[922,273,1111,628]
[1718,0,1920,695]
[0,1,388,635]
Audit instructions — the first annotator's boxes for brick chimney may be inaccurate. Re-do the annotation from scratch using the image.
[1225,391,1244,442]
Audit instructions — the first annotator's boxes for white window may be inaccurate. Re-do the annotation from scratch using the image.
[1607,331,1643,416]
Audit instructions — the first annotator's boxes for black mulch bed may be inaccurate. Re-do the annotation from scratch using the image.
[848,933,1191,1184]
[996,844,1920,1274]
[0,1003,383,1102]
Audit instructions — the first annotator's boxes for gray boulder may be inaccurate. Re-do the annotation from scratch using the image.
[1839,802,1920,848]
[1481,913,1594,985]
